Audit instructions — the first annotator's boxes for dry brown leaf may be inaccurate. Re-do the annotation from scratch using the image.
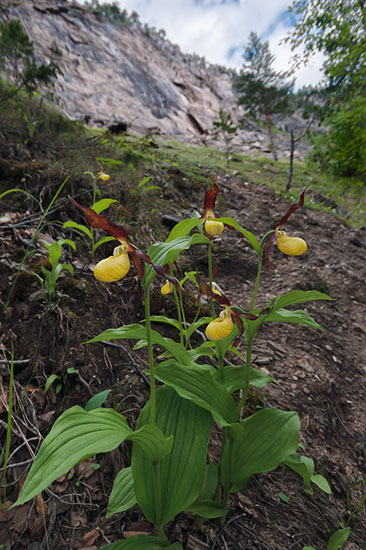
[71,510,87,528]
[83,528,99,545]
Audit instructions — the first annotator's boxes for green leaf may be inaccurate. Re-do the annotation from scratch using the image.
[45,374,61,393]
[185,317,212,340]
[86,323,191,365]
[264,308,325,331]
[326,528,350,550]
[222,408,300,492]
[149,315,181,331]
[186,500,228,518]
[85,390,111,411]
[143,235,211,288]
[214,325,239,364]
[128,425,173,462]
[284,454,313,491]
[63,220,92,238]
[155,363,237,426]
[303,547,316,550]
[106,467,136,518]
[61,263,74,277]
[45,242,61,270]
[92,236,116,253]
[279,492,289,503]
[200,460,218,501]
[136,176,152,188]
[91,198,118,214]
[141,185,161,193]
[213,217,261,254]
[15,406,132,505]
[101,536,183,549]
[58,238,76,251]
[270,290,333,311]
[214,366,276,393]
[131,386,213,527]
[311,474,332,494]
[166,218,204,241]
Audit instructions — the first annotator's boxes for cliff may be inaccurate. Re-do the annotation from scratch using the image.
[3,0,307,157]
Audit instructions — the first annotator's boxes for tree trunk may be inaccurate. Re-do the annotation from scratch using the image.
[262,93,278,161]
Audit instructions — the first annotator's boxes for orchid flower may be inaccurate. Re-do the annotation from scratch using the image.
[263,190,307,269]
[201,178,224,238]
[70,198,177,290]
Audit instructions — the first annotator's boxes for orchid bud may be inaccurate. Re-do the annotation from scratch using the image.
[94,249,130,282]
[276,230,307,256]
[161,281,172,295]
[205,309,233,341]
[205,219,224,237]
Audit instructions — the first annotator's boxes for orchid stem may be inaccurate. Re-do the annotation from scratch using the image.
[179,289,187,345]
[208,244,215,318]
[144,287,156,425]
[173,285,184,346]
[236,337,253,419]
[249,257,262,312]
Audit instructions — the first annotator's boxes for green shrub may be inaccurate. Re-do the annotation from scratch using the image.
[309,96,366,181]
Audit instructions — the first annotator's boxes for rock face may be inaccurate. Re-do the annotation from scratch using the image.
[4,0,309,157]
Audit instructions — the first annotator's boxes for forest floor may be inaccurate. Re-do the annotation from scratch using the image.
[0,122,365,550]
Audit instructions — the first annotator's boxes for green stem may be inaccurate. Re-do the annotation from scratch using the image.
[156,525,169,545]
[152,462,168,543]
[236,337,253,419]
[249,258,262,312]
[220,432,235,524]
[144,287,156,425]
[173,285,184,346]
[179,289,187,346]
[208,244,215,318]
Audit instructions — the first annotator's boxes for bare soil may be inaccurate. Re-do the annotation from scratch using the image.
[0,175,365,550]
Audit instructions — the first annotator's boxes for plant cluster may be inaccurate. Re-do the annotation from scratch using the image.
[12,177,336,549]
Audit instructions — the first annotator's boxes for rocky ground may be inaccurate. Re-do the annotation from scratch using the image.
[0,172,365,550]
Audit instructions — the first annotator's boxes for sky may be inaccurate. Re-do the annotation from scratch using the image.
[115,0,324,89]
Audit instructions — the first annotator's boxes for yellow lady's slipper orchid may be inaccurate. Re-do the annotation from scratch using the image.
[276,230,307,256]
[205,215,224,237]
[94,245,130,282]
[161,280,172,295]
[205,309,234,341]
[97,171,110,182]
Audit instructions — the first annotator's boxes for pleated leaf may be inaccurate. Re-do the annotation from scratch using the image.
[143,235,211,287]
[87,323,191,365]
[221,408,300,492]
[186,500,227,518]
[128,425,173,462]
[269,290,333,311]
[15,406,132,505]
[131,386,213,527]
[155,363,237,426]
[107,467,136,518]
[214,366,276,393]
[264,308,325,331]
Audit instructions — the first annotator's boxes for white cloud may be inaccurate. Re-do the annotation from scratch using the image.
[116,0,324,87]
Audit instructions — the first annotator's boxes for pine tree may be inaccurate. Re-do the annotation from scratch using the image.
[233,32,294,161]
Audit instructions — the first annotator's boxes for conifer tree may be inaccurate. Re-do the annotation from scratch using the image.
[233,32,294,161]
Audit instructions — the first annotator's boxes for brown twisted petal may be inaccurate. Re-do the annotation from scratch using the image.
[69,197,128,242]
[276,189,305,229]
[204,182,220,213]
